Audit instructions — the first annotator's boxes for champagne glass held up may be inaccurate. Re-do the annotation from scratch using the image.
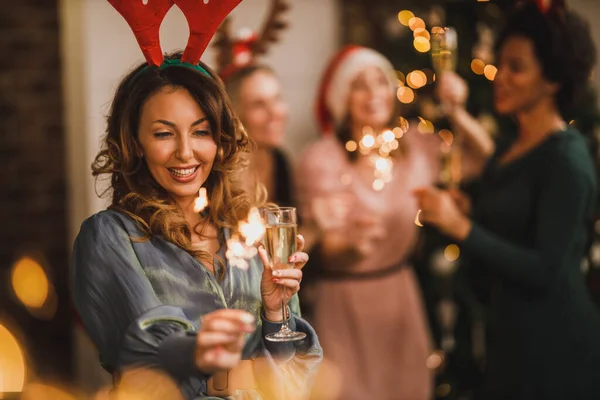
[431,26,462,190]
[261,207,306,342]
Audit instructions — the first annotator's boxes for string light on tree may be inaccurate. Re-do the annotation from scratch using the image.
[408,17,426,31]
[397,86,415,104]
[413,37,431,53]
[471,59,486,75]
[346,140,358,152]
[407,70,427,89]
[398,10,415,26]
[484,64,498,81]
[413,28,431,40]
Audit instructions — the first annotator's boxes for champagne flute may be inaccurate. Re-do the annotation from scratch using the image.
[431,26,458,74]
[431,26,462,190]
[261,207,306,342]
[416,26,461,227]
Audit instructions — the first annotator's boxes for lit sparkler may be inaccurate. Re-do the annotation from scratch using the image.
[193,188,208,213]
[225,207,266,269]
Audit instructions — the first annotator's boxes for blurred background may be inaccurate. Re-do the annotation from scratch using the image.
[1,0,600,398]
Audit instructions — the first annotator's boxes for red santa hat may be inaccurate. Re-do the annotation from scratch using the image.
[316,45,397,134]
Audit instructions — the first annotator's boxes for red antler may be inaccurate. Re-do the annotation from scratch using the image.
[107,0,175,67]
[175,0,243,65]
[534,0,566,13]
[534,0,550,12]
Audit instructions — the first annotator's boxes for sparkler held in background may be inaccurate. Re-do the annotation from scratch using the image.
[348,124,409,191]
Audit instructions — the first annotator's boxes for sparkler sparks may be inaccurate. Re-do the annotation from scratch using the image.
[193,188,208,213]
[225,207,266,269]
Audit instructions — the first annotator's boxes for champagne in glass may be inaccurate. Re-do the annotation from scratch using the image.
[264,222,297,268]
[431,27,458,73]
[260,207,306,342]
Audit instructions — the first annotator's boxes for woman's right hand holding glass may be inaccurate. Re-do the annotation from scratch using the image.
[195,309,256,374]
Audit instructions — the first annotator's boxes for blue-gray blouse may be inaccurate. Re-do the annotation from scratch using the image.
[71,210,322,399]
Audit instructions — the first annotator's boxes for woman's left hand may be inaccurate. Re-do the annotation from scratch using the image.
[414,186,472,241]
[259,235,308,322]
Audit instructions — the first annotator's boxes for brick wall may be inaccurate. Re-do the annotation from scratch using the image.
[0,0,71,383]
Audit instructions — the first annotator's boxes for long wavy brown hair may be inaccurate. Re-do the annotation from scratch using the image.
[93,52,263,265]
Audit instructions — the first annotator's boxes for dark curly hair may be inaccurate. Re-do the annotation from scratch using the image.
[496,2,596,117]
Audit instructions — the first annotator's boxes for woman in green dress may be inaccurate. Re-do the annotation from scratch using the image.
[415,2,600,399]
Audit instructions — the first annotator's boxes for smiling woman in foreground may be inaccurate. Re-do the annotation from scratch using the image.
[70,1,321,398]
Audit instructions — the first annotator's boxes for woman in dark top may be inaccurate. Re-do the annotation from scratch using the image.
[415,2,600,399]
[225,65,295,207]
[71,51,322,399]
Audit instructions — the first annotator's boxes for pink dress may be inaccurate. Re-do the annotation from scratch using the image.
[296,127,440,400]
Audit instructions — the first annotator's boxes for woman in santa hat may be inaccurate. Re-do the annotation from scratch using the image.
[295,45,492,399]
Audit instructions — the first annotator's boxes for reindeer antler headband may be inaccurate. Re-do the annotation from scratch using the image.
[212,0,290,79]
[533,0,566,14]
[107,0,243,78]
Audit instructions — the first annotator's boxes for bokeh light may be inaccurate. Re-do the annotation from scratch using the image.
[407,70,427,89]
[382,130,395,143]
[444,244,460,262]
[436,382,452,397]
[0,324,26,393]
[484,64,498,81]
[398,10,415,26]
[373,179,385,191]
[308,358,343,400]
[408,17,426,31]
[471,59,486,75]
[426,350,445,370]
[107,368,185,400]
[417,117,434,134]
[11,256,49,309]
[413,28,430,40]
[397,86,415,104]
[21,383,78,400]
[413,37,431,53]
[361,134,375,148]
